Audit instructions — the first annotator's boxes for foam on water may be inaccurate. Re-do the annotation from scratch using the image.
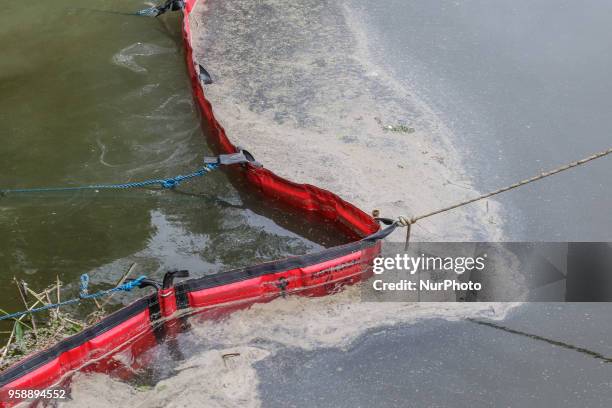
[190,0,507,242]
[62,285,518,407]
[112,43,176,74]
[58,0,519,404]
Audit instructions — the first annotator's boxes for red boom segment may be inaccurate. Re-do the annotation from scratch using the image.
[0,1,386,405]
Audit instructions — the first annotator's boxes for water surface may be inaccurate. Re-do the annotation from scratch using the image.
[0,0,346,319]
[350,0,612,240]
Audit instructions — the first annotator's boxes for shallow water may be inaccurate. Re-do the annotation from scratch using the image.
[0,1,347,318]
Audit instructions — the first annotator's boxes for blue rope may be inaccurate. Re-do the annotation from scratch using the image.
[80,274,90,297]
[0,275,147,322]
[0,164,218,195]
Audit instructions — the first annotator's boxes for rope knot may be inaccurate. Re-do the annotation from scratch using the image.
[161,178,180,189]
[118,275,147,292]
[397,216,415,227]
[396,216,415,251]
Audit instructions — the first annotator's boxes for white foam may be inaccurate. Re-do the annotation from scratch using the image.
[64,285,518,407]
[62,0,519,404]
[190,0,506,242]
[112,43,174,74]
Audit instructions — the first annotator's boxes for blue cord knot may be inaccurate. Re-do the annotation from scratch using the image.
[161,178,179,189]
[118,275,147,291]
[0,164,218,195]
[0,274,151,322]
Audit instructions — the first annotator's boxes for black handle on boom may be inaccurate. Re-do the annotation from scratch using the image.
[162,270,190,290]
[124,270,189,291]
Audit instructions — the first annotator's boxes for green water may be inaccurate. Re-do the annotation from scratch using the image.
[0,1,346,320]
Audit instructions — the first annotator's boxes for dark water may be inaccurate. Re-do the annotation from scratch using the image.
[0,1,347,319]
[258,304,612,408]
[5,1,604,405]
[249,3,612,405]
[351,0,612,241]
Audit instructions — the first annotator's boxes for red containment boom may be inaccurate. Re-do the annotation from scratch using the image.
[0,1,396,405]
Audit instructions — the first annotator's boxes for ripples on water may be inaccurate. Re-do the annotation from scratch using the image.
[0,1,347,316]
[57,0,517,405]
[1,1,520,405]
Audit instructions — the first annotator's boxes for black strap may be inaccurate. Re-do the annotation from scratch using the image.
[136,0,184,17]
[174,282,190,310]
[204,149,262,168]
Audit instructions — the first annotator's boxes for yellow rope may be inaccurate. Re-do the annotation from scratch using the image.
[396,147,612,245]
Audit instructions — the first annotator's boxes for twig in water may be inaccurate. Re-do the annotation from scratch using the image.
[56,275,62,316]
[100,263,138,310]
[14,278,37,339]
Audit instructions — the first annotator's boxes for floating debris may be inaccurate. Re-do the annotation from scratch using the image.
[0,264,137,371]
[0,279,87,371]
[384,124,416,133]
[374,117,415,134]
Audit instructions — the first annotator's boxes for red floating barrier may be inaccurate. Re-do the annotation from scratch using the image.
[0,2,393,405]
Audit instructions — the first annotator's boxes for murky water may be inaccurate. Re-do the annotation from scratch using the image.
[256,306,612,408]
[0,1,347,317]
[62,285,517,407]
[350,0,612,241]
[189,0,505,243]
[3,0,609,405]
